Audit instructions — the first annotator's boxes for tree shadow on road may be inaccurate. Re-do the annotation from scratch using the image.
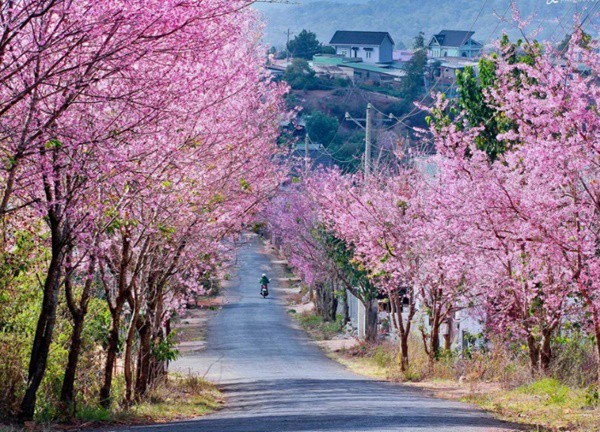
[152,378,525,432]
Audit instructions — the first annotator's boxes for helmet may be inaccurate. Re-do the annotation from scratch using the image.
[262,273,266,277]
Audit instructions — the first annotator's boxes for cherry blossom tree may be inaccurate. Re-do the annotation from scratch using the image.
[0,0,287,419]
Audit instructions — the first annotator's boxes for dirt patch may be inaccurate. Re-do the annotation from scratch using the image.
[316,339,359,352]
[401,380,503,401]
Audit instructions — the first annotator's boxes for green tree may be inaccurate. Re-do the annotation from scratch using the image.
[454,36,543,161]
[556,31,592,55]
[315,229,379,341]
[287,29,323,60]
[455,59,509,160]
[400,32,427,101]
[321,45,336,55]
[306,111,339,145]
[283,58,320,90]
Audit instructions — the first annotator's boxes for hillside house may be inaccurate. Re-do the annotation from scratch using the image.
[312,55,406,86]
[329,31,394,64]
[428,30,482,58]
[425,57,478,97]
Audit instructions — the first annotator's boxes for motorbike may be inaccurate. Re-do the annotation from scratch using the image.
[260,284,269,298]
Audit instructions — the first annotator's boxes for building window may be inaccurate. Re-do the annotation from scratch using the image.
[340,49,348,57]
[366,51,372,59]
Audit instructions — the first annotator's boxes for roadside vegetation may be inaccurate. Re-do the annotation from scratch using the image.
[291,300,600,431]
[294,312,345,341]
[0,375,222,430]
[73,375,222,426]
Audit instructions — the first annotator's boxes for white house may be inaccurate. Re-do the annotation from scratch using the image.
[428,30,483,59]
[329,31,394,64]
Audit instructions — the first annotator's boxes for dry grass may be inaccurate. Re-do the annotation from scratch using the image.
[464,379,600,432]
[329,339,600,431]
[123,374,223,422]
[57,374,223,429]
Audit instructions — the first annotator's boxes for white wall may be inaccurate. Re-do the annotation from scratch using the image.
[335,45,387,64]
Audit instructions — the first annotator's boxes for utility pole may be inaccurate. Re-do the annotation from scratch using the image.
[304,133,310,171]
[365,103,373,176]
[345,103,378,175]
[284,29,294,63]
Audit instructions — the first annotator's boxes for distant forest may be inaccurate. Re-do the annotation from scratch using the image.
[253,0,598,49]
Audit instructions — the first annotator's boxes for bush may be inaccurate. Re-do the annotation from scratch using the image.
[372,344,395,369]
[305,111,339,145]
[520,378,570,405]
[297,312,343,340]
[550,329,598,387]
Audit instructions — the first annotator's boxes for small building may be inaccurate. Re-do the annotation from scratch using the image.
[427,57,478,97]
[393,49,415,63]
[338,62,405,86]
[312,54,405,86]
[428,30,482,59]
[329,31,394,64]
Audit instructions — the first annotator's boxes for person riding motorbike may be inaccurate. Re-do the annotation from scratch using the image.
[259,273,270,296]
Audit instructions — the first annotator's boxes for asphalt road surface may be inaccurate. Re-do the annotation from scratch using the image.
[119,234,519,432]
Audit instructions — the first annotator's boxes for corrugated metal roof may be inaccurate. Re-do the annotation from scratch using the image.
[312,55,345,66]
[339,62,406,77]
[329,31,394,46]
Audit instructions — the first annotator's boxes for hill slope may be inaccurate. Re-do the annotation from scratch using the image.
[254,0,596,49]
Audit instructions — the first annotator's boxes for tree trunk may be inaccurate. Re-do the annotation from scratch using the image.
[124,300,140,405]
[430,322,440,364]
[61,255,96,406]
[315,280,337,322]
[329,281,338,322]
[60,312,85,406]
[527,333,540,376]
[394,288,415,373]
[539,330,553,373]
[135,317,151,399]
[400,333,409,371]
[364,299,378,342]
[19,245,63,421]
[341,287,349,326]
[100,307,122,408]
[594,323,600,387]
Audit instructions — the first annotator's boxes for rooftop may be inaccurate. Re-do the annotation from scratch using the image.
[329,31,394,46]
[312,55,346,66]
[339,62,406,77]
[431,30,476,47]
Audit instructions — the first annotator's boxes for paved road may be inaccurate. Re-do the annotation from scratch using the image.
[124,234,519,432]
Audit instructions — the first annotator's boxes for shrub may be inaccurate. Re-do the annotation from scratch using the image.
[550,329,598,387]
[520,378,570,405]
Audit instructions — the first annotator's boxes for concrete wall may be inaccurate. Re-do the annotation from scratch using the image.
[379,37,393,63]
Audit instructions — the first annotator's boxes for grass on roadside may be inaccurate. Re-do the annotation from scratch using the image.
[464,378,600,432]
[75,374,223,427]
[289,302,600,431]
[332,341,600,432]
[295,312,344,341]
